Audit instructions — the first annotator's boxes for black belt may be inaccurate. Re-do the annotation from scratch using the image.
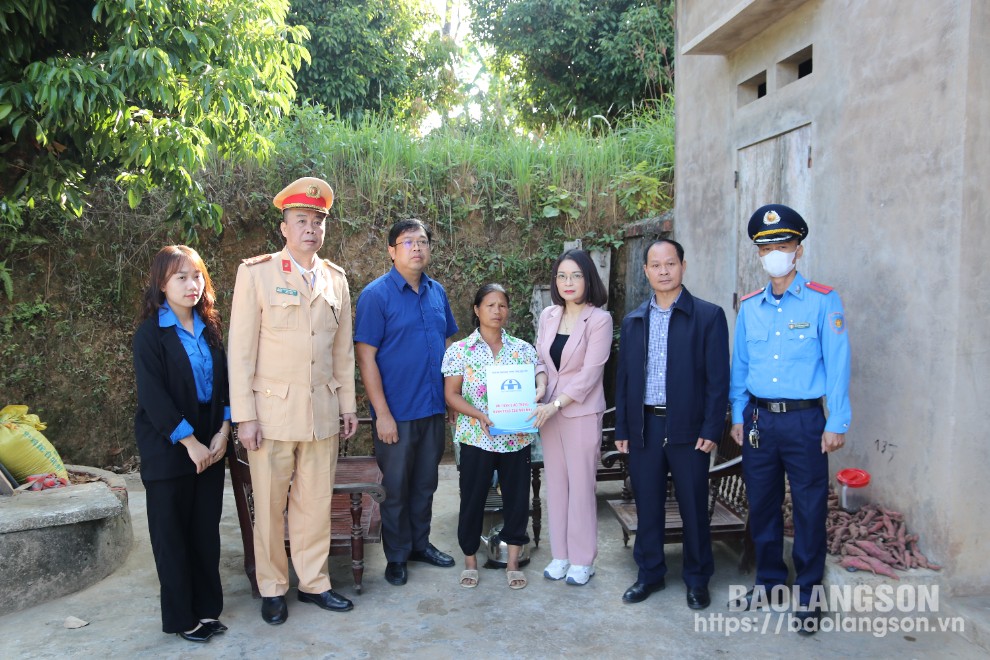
[644,405,667,417]
[750,396,822,413]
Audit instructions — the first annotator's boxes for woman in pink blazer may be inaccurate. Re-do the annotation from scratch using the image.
[531,249,612,585]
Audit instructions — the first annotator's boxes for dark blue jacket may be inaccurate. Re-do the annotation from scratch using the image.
[614,287,730,446]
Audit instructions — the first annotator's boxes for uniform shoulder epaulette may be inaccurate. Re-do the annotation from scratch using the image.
[241,254,274,267]
[740,289,763,302]
[323,258,346,274]
[806,281,834,294]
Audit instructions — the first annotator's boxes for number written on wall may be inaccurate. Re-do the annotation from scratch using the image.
[874,438,898,463]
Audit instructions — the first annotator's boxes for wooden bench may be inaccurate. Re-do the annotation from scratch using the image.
[228,420,385,597]
[601,415,754,571]
[596,407,629,486]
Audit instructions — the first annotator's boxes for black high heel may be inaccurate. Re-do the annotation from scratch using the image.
[200,619,228,634]
[176,623,213,643]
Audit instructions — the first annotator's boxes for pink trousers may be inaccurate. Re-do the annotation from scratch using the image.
[540,411,602,566]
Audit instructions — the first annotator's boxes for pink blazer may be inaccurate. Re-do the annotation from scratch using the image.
[535,304,612,418]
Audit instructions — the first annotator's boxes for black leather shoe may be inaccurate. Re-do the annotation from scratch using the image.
[200,619,228,634]
[687,586,711,610]
[261,596,288,625]
[298,589,354,612]
[408,543,455,568]
[176,624,213,643]
[793,609,822,636]
[385,561,408,585]
[622,578,666,604]
[728,587,784,611]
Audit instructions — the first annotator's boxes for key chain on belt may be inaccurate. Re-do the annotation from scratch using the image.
[748,406,760,449]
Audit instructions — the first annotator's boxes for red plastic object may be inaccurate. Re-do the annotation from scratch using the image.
[836,468,870,488]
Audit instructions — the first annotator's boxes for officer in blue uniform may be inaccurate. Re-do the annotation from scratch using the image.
[729,204,851,635]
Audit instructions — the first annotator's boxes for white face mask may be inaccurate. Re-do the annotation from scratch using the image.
[760,248,797,278]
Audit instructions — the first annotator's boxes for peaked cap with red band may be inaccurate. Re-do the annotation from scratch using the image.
[273,176,334,214]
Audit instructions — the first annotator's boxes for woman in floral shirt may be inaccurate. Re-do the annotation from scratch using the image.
[442,283,546,589]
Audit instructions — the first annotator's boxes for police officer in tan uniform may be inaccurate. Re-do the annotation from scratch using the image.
[228,177,358,624]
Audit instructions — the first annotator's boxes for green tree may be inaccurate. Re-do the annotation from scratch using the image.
[290,0,460,123]
[0,0,310,236]
[469,0,674,127]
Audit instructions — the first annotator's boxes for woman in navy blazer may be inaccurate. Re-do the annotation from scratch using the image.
[531,249,612,585]
[133,246,230,643]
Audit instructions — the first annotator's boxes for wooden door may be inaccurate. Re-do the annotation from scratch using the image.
[734,124,813,309]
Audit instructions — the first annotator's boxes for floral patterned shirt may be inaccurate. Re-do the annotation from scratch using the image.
[441,328,539,452]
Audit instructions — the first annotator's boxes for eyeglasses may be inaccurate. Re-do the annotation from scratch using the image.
[555,272,584,282]
[396,239,431,250]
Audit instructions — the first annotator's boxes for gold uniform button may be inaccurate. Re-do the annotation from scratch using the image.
[282,302,288,308]
[265,388,272,397]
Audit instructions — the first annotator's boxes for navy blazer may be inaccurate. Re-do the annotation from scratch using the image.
[614,287,729,446]
[133,315,229,481]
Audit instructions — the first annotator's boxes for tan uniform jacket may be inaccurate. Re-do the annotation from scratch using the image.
[228,248,356,441]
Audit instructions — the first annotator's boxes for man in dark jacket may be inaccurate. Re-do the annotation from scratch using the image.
[614,239,730,610]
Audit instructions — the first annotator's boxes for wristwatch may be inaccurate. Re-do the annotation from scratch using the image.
[553,399,562,410]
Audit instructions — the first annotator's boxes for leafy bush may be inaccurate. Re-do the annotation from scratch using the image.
[290,0,460,123]
[469,0,675,127]
[0,0,309,236]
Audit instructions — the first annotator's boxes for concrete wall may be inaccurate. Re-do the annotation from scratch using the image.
[951,0,990,594]
[675,0,989,594]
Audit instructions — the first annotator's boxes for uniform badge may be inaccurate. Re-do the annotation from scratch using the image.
[306,185,320,198]
[830,312,846,334]
[275,287,298,296]
[763,210,780,225]
[281,259,292,273]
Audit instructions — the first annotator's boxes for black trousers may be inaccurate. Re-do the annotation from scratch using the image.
[373,414,446,562]
[144,460,224,633]
[457,443,532,556]
[628,413,714,588]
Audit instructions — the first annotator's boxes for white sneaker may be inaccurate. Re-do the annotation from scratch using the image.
[565,564,595,585]
[543,559,570,580]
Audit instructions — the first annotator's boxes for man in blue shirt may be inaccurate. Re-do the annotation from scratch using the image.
[729,204,851,635]
[355,219,459,586]
[614,239,729,611]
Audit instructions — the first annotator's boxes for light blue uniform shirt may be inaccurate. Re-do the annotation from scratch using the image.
[729,271,851,433]
[159,301,231,443]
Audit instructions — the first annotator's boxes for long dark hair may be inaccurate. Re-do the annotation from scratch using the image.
[550,249,608,307]
[140,246,223,348]
[471,283,509,327]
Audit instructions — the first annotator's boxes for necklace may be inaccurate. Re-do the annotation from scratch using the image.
[559,312,581,334]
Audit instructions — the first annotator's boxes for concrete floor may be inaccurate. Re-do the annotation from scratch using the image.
[1,466,985,659]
